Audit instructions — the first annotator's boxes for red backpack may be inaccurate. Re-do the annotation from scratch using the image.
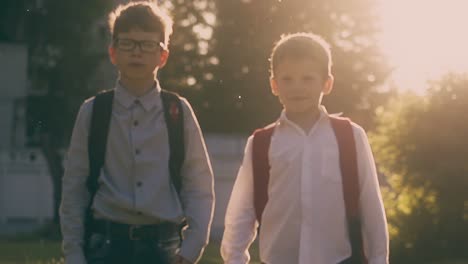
[252,116,367,264]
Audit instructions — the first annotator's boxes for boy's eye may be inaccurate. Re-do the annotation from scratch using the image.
[116,39,137,51]
[303,75,316,81]
[118,39,134,48]
[141,41,159,51]
[115,39,160,52]
[281,76,292,82]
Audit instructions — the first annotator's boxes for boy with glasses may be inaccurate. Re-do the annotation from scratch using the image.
[60,2,214,264]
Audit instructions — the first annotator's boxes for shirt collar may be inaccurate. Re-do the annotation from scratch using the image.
[114,80,162,111]
[278,105,332,125]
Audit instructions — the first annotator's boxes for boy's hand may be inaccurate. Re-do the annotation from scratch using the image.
[173,255,192,264]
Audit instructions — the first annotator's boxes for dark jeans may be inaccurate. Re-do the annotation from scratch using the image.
[85,221,181,264]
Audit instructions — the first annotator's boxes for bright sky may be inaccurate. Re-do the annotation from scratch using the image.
[376,0,468,92]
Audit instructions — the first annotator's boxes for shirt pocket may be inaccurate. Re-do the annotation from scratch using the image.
[320,148,342,184]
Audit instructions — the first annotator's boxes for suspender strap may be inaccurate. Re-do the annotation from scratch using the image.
[252,125,275,223]
[160,90,185,196]
[330,116,367,264]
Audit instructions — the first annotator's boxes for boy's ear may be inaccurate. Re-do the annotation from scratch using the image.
[322,75,334,95]
[158,49,169,68]
[270,77,279,96]
[109,46,117,65]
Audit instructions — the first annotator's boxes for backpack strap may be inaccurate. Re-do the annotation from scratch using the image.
[85,89,114,242]
[252,124,276,223]
[329,116,367,264]
[252,117,367,264]
[160,89,185,196]
[87,90,114,198]
[85,89,185,198]
[84,88,186,242]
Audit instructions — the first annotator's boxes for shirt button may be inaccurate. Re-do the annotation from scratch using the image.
[134,99,140,105]
[136,211,142,215]
[133,120,139,126]
[136,181,142,187]
[135,149,140,155]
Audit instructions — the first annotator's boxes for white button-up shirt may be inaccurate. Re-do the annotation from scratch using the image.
[60,82,214,264]
[221,107,388,264]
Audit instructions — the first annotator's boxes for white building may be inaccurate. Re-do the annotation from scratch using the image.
[0,149,54,234]
[0,43,28,149]
[0,43,55,234]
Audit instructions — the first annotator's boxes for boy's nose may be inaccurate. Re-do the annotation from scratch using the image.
[132,46,143,54]
[289,83,305,92]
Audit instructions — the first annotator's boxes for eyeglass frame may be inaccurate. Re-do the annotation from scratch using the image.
[113,38,167,53]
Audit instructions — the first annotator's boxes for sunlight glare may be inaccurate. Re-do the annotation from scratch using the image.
[377,0,468,92]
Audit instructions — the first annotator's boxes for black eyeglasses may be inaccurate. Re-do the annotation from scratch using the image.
[114,38,165,53]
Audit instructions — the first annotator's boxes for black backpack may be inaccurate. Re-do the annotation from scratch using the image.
[84,89,185,241]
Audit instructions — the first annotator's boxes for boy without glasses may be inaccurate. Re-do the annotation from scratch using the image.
[221,33,389,264]
[60,2,214,264]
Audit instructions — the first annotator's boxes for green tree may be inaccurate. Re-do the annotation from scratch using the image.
[158,0,218,127]
[370,73,468,262]
[209,0,390,133]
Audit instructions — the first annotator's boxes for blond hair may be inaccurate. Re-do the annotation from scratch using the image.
[270,32,332,78]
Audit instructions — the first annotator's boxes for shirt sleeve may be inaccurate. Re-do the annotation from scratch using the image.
[221,135,259,264]
[353,125,389,264]
[59,100,93,264]
[177,98,215,263]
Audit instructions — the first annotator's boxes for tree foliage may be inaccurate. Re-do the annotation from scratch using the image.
[159,0,218,128]
[207,0,389,132]
[25,0,114,146]
[370,73,468,262]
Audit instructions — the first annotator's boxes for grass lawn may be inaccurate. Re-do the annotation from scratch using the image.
[0,240,260,264]
[1,240,467,264]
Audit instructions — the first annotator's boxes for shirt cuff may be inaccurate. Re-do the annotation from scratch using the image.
[178,236,207,263]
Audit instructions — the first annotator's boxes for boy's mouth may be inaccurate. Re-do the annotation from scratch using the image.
[288,96,308,101]
[128,62,145,67]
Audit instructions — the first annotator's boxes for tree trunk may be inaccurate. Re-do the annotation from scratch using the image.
[40,133,64,225]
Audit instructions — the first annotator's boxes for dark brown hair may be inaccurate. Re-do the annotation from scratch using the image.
[108,1,173,48]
